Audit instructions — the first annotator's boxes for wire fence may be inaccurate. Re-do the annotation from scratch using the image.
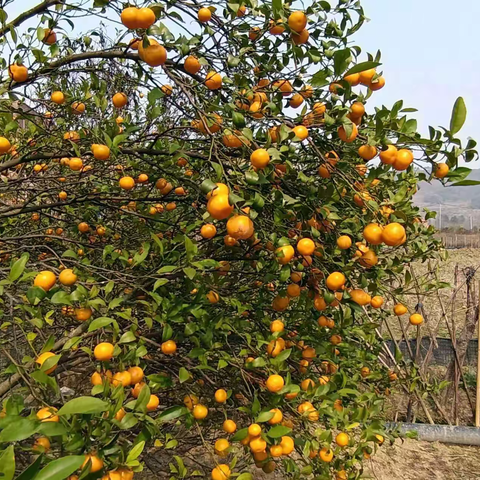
[435,233,480,249]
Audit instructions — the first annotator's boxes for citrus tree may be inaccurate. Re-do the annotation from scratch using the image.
[0,0,477,479]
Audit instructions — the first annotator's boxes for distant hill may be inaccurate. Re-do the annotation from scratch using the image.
[415,169,480,229]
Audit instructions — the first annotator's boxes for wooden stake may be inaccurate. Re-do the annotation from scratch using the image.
[476,280,480,427]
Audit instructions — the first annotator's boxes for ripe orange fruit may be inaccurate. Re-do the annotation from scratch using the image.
[36,352,57,374]
[146,394,160,411]
[9,64,28,82]
[58,191,67,201]
[291,29,309,45]
[409,313,423,326]
[205,71,222,90]
[288,11,307,32]
[128,366,144,384]
[43,28,57,44]
[335,432,349,447]
[198,7,212,22]
[112,371,132,387]
[71,101,85,115]
[358,145,378,160]
[138,38,167,67]
[276,245,295,264]
[369,76,385,91]
[301,378,315,391]
[37,407,59,423]
[78,222,90,233]
[359,250,378,268]
[363,223,383,245]
[131,382,146,398]
[286,283,301,297]
[92,145,110,160]
[249,436,267,453]
[33,436,51,452]
[370,296,384,309]
[82,454,104,473]
[121,7,139,28]
[223,419,236,433]
[326,272,345,291]
[344,73,360,86]
[350,289,371,306]
[267,338,285,357]
[280,436,295,455]
[193,404,208,419]
[358,68,376,85]
[161,340,177,355]
[270,320,284,333]
[226,215,254,240]
[201,224,217,239]
[434,163,449,179]
[136,7,156,29]
[94,342,115,361]
[296,238,314,256]
[59,268,77,286]
[214,439,230,457]
[350,101,365,117]
[269,20,285,35]
[248,423,262,437]
[34,271,56,291]
[337,235,352,249]
[184,55,201,74]
[393,149,414,171]
[51,91,65,104]
[119,176,135,190]
[112,92,127,108]
[319,447,333,462]
[289,93,304,108]
[379,145,397,165]
[161,84,173,96]
[207,290,220,303]
[214,388,227,403]
[293,125,308,140]
[270,444,283,457]
[114,407,126,422]
[272,79,292,96]
[91,371,103,386]
[338,123,358,143]
[207,194,233,220]
[250,148,270,169]
[211,465,231,480]
[266,374,284,393]
[382,222,406,246]
[69,157,83,171]
[394,303,408,316]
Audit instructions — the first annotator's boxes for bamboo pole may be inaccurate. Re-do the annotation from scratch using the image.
[476,280,480,427]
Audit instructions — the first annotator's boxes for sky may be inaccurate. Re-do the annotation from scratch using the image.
[4,0,479,149]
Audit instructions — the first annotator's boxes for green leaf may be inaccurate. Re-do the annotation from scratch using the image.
[15,455,43,480]
[27,286,47,305]
[57,396,109,415]
[451,180,480,186]
[158,406,188,422]
[133,383,151,413]
[230,428,248,442]
[256,411,275,422]
[333,48,352,75]
[178,367,190,383]
[236,475,253,480]
[450,97,466,135]
[183,267,196,280]
[267,425,292,438]
[0,445,15,480]
[344,61,381,76]
[35,456,85,480]
[9,253,29,282]
[88,317,117,332]
[0,418,38,442]
[119,331,136,343]
[50,291,72,305]
[126,441,145,463]
[37,422,67,437]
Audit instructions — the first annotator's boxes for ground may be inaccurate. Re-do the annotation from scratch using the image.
[366,439,480,480]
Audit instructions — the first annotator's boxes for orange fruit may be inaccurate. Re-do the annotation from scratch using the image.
[288,11,307,32]
[280,436,295,455]
[434,163,449,179]
[350,101,365,117]
[136,7,156,29]
[9,64,28,83]
[272,79,292,96]
[249,436,266,453]
[350,289,371,306]
[290,93,304,108]
[344,73,360,86]
[59,268,77,286]
[319,447,333,462]
[128,366,144,384]
[193,404,208,419]
[201,224,217,239]
[337,235,352,250]
[276,245,295,264]
[393,149,414,171]
[112,371,132,387]
[358,145,378,160]
[207,194,233,220]
[270,320,284,333]
[36,352,57,374]
[207,290,220,303]
[43,28,56,44]
[198,7,212,22]
[363,223,383,245]
[82,454,104,473]
[205,71,222,90]
[369,76,385,91]
[267,338,285,357]
[358,68,376,85]
[94,342,115,361]
[286,283,301,297]
[268,408,283,425]
[394,303,408,316]
[71,101,85,114]
[51,91,65,104]
[121,7,139,29]
[270,444,283,457]
[335,432,349,447]
[131,382,146,398]
[37,407,59,423]
[78,222,90,233]
[291,29,309,45]
[34,271,56,291]
[58,191,67,200]
[370,296,384,308]
[184,55,201,74]
[92,145,110,160]
[249,27,261,40]
[119,176,135,190]
[296,238,315,256]
[214,388,227,403]
[161,84,173,96]
[250,148,270,169]
[138,38,167,67]
[146,394,160,411]
[248,423,262,437]
[266,374,284,392]
[293,125,308,140]
[326,272,345,291]
[359,250,378,268]
[33,436,51,452]
[409,313,423,326]
[379,145,398,165]
[214,438,230,457]
[226,215,254,240]
[112,92,127,108]
[211,465,230,480]
[269,20,285,35]
[161,340,177,355]
[338,123,358,143]
[301,378,315,391]
[69,157,83,171]
[114,408,126,422]
[222,419,237,434]
[382,222,405,246]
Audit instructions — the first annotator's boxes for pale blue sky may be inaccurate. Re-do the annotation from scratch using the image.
[5,0,479,147]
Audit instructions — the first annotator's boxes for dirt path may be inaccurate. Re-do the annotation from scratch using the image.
[366,439,480,479]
